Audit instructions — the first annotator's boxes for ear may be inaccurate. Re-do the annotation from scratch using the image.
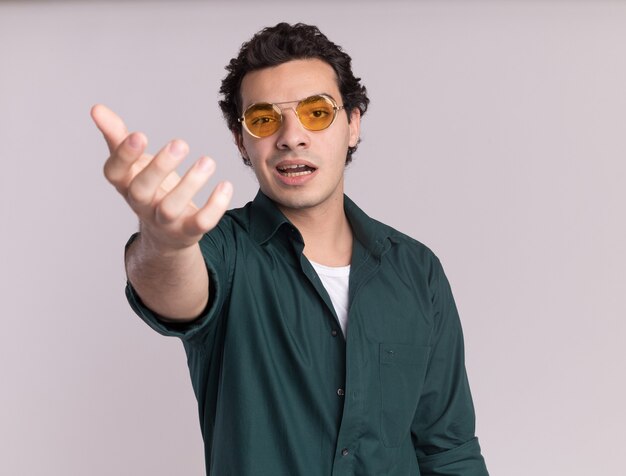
[348,108,361,148]
[233,131,249,161]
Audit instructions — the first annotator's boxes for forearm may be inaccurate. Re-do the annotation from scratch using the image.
[125,231,209,322]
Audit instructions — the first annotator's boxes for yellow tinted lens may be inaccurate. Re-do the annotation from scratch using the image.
[296,96,336,131]
[244,103,281,137]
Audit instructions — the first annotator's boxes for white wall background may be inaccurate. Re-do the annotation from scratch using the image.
[1,1,625,474]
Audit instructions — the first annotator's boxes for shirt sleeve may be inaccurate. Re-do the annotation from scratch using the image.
[124,222,234,343]
[411,256,489,476]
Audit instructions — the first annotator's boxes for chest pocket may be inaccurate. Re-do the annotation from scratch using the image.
[379,343,431,448]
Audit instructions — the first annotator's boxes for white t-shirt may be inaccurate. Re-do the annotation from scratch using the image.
[309,260,351,336]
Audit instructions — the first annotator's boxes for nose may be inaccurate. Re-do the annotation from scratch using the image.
[275,108,310,151]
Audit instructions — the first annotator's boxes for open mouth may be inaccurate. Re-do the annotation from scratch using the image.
[276,164,317,177]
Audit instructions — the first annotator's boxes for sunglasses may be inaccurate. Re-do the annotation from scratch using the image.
[238,94,345,138]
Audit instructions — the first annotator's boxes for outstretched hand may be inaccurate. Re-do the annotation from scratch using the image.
[91,104,233,251]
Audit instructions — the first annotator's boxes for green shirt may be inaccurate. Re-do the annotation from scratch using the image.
[127,191,488,476]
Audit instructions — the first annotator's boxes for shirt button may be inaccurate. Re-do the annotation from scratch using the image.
[341,448,349,457]
[331,329,338,337]
[337,388,345,396]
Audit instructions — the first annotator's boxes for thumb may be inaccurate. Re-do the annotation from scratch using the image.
[90,104,129,153]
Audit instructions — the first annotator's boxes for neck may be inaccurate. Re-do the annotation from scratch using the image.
[279,195,353,267]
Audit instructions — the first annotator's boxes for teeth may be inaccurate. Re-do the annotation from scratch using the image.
[277,163,315,177]
[278,164,308,171]
[282,170,312,177]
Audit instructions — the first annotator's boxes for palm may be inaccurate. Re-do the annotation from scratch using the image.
[130,152,198,212]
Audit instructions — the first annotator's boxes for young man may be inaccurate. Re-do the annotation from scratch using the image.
[93,23,488,476]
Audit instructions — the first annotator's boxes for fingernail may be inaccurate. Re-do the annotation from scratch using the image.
[169,140,186,158]
[197,156,214,172]
[128,133,140,149]
[218,181,233,195]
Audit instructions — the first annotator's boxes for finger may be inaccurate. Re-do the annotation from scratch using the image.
[91,104,130,153]
[155,156,216,225]
[126,139,188,209]
[103,131,148,189]
[183,181,233,236]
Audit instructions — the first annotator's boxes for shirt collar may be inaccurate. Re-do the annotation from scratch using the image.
[248,190,391,258]
[248,190,292,245]
[343,195,390,260]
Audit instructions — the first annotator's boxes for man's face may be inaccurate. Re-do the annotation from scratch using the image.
[236,58,360,215]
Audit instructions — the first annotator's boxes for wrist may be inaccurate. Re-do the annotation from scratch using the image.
[131,224,199,260]
[138,222,198,255]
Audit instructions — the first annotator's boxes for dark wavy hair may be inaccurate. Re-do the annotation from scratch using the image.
[219,22,369,165]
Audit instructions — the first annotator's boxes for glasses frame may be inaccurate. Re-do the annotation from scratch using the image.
[237,93,345,138]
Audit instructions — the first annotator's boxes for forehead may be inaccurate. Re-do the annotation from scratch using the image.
[240,58,340,107]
